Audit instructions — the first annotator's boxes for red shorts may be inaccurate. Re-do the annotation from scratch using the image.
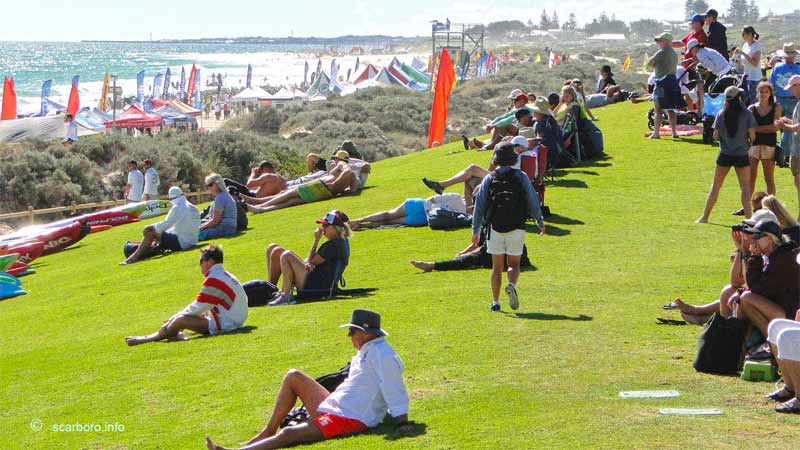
[311,413,368,439]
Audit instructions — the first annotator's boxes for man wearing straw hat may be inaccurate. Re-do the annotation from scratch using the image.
[205,309,412,450]
[770,44,800,159]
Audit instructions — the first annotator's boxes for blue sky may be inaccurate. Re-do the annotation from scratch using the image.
[2,0,794,41]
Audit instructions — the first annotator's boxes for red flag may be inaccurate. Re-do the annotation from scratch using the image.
[186,64,197,102]
[1,77,17,120]
[427,49,455,148]
[66,79,80,116]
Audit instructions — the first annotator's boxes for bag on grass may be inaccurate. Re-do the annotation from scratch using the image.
[427,208,472,230]
[243,279,279,307]
[281,362,352,428]
[775,145,788,169]
[693,312,749,375]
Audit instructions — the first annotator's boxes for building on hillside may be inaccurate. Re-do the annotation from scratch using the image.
[766,10,800,25]
[587,33,627,42]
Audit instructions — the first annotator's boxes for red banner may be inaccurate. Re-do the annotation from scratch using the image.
[426,49,455,148]
[1,77,17,120]
[66,79,80,116]
[186,64,197,102]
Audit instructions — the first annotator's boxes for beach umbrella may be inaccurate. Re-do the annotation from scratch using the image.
[1,77,16,120]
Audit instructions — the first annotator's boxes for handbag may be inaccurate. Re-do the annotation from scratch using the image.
[775,145,788,168]
[693,312,749,375]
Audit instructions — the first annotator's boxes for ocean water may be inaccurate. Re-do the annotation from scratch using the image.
[0,41,422,114]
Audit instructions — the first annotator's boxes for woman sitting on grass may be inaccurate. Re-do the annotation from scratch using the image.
[696,86,756,224]
[762,195,800,245]
[264,210,351,306]
[349,194,467,230]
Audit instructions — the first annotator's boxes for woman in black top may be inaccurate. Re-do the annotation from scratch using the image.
[596,65,616,94]
[265,210,351,306]
[748,81,783,197]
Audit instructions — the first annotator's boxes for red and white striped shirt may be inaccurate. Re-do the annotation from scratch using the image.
[175,263,247,333]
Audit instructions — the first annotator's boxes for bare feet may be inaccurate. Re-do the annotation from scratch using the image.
[168,332,189,342]
[125,336,150,346]
[206,436,229,450]
[410,260,434,272]
[648,133,661,140]
[349,220,361,231]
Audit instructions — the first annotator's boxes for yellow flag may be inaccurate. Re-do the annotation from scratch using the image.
[642,53,649,73]
[534,53,541,64]
[622,54,632,72]
[99,72,110,111]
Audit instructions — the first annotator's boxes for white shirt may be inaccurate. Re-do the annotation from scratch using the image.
[675,66,692,95]
[143,167,160,196]
[318,337,409,427]
[153,196,200,249]
[64,121,78,141]
[697,48,732,77]
[740,41,762,82]
[126,170,144,202]
[425,193,466,214]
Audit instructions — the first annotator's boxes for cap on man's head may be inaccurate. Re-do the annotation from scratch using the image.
[493,142,519,167]
[339,309,387,336]
[316,210,349,226]
[143,159,152,166]
[334,150,350,162]
[510,136,529,148]
[507,88,524,99]
[784,75,800,91]
[655,31,673,42]
[742,209,778,227]
[744,220,784,242]
[704,8,718,18]
[689,14,705,23]
[724,85,743,99]
[168,186,184,200]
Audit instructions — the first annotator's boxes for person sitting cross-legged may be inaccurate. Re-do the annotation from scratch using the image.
[119,186,200,265]
[265,211,351,306]
[205,309,413,450]
[125,245,247,346]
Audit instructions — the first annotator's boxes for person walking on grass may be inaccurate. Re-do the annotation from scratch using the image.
[125,244,247,346]
[648,32,684,139]
[696,86,756,223]
[472,142,544,312]
[775,75,800,218]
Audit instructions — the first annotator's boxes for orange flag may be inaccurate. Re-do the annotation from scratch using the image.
[66,77,80,116]
[1,77,17,120]
[427,49,455,148]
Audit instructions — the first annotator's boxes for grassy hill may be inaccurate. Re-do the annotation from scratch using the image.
[1,101,799,449]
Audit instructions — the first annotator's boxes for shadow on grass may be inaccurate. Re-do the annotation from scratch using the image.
[545,214,585,226]
[368,421,429,441]
[551,169,600,177]
[527,223,571,236]
[548,178,588,189]
[509,312,593,321]
[194,325,258,340]
[677,138,714,146]
[294,288,379,304]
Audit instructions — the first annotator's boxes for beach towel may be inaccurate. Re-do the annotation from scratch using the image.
[644,125,703,138]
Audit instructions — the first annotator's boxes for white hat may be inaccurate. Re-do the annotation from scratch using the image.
[507,88,524,99]
[510,136,529,148]
[742,209,778,226]
[777,43,798,58]
[168,186,184,200]
[686,39,701,52]
[784,75,800,90]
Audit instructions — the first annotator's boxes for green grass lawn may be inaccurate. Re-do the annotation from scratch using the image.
[2,101,800,449]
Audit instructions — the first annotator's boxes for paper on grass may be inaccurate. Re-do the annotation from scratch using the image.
[619,390,681,399]
[659,408,723,416]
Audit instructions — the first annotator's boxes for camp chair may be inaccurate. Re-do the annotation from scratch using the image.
[520,146,551,217]
[293,241,350,302]
[561,104,582,163]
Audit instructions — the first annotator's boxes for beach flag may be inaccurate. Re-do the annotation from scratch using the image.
[316,59,322,77]
[346,68,351,81]
[427,48,455,148]
[40,80,52,116]
[1,77,16,120]
[98,74,109,111]
[194,68,202,109]
[354,57,360,74]
[136,70,145,105]
[152,73,163,99]
[66,75,80,116]
[622,55,632,72]
[186,64,197,104]
[163,68,171,99]
[534,53,541,64]
[179,66,186,100]
[303,61,309,89]
[246,64,252,88]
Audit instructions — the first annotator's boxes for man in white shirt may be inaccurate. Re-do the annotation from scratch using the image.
[124,160,145,203]
[205,309,413,450]
[120,186,200,265]
[125,244,247,346]
[62,113,78,147]
[142,159,160,201]
[686,39,733,81]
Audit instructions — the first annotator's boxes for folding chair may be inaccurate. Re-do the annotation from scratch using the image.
[293,241,350,302]
[561,104,583,163]
[520,148,551,218]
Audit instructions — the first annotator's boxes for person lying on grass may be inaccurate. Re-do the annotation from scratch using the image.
[120,186,200,265]
[224,161,287,198]
[245,168,360,214]
[766,313,800,414]
[205,309,412,450]
[349,193,466,230]
[463,88,530,150]
[670,216,800,334]
[125,245,247,346]
[264,210,351,306]
[421,131,536,209]
[410,228,531,272]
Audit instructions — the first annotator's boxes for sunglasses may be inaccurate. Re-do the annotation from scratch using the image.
[347,327,358,336]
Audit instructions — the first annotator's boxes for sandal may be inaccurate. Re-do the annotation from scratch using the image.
[775,397,800,414]
[656,318,687,325]
[766,386,795,403]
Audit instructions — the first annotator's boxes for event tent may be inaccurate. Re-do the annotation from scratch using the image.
[399,63,431,86]
[351,64,379,85]
[230,86,272,103]
[76,107,112,132]
[305,72,341,97]
[104,105,162,129]
[169,99,202,117]
[152,105,196,127]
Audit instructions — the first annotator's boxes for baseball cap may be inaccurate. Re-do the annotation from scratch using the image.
[510,136,529,148]
[685,39,701,52]
[724,85,743,99]
[493,142,518,166]
[742,209,778,227]
[689,14,705,23]
[316,210,349,226]
[168,186,184,200]
[507,88,524,99]
[784,75,800,90]
[655,32,673,42]
[744,220,784,242]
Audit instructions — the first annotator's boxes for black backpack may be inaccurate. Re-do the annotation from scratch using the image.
[236,200,249,232]
[243,279,279,307]
[488,170,527,233]
[427,208,472,230]
[693,312,749,375]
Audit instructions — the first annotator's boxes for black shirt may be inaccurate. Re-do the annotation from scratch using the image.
[305,238,349,290]
[597,76,617,94]
[707,21,729,60]
[314,157,328,172]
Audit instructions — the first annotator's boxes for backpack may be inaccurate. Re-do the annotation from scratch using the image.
[427,208,472,230]
[235,200,248,232]
[693,312,749,375]
[243,279,279,307]
[487,170,528,233]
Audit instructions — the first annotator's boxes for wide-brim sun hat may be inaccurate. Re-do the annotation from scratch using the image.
[724,85,743,99]
[777,43,798,58]
[339,309,387,336]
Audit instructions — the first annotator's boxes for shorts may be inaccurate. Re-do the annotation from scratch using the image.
[159,231,183,251]
[748,145,775,160]
[297,180,334,203]
[791,156,800,177]
[286,171,327,188]
[716,152,750,168]
[403,198,427,226]
[586,94,609,109]
[768,319,800,362]
[198,225,237,241]
[205,312,243,336]
[654,74,686,111]
[486,228,526,256]
[311,413,368,439]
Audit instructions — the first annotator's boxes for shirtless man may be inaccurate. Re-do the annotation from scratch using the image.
[225,161,287,198]
[247,167,359,214]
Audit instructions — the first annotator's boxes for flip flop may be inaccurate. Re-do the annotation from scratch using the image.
[766,387,795,403]
[775,398,800,414]
[656,318,687,325]
[461,134,470,150]
[662,303,678,310]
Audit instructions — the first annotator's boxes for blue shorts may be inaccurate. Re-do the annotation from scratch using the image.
[198,225,237,241]
[160,231,183,251]
[403,198,427,226]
